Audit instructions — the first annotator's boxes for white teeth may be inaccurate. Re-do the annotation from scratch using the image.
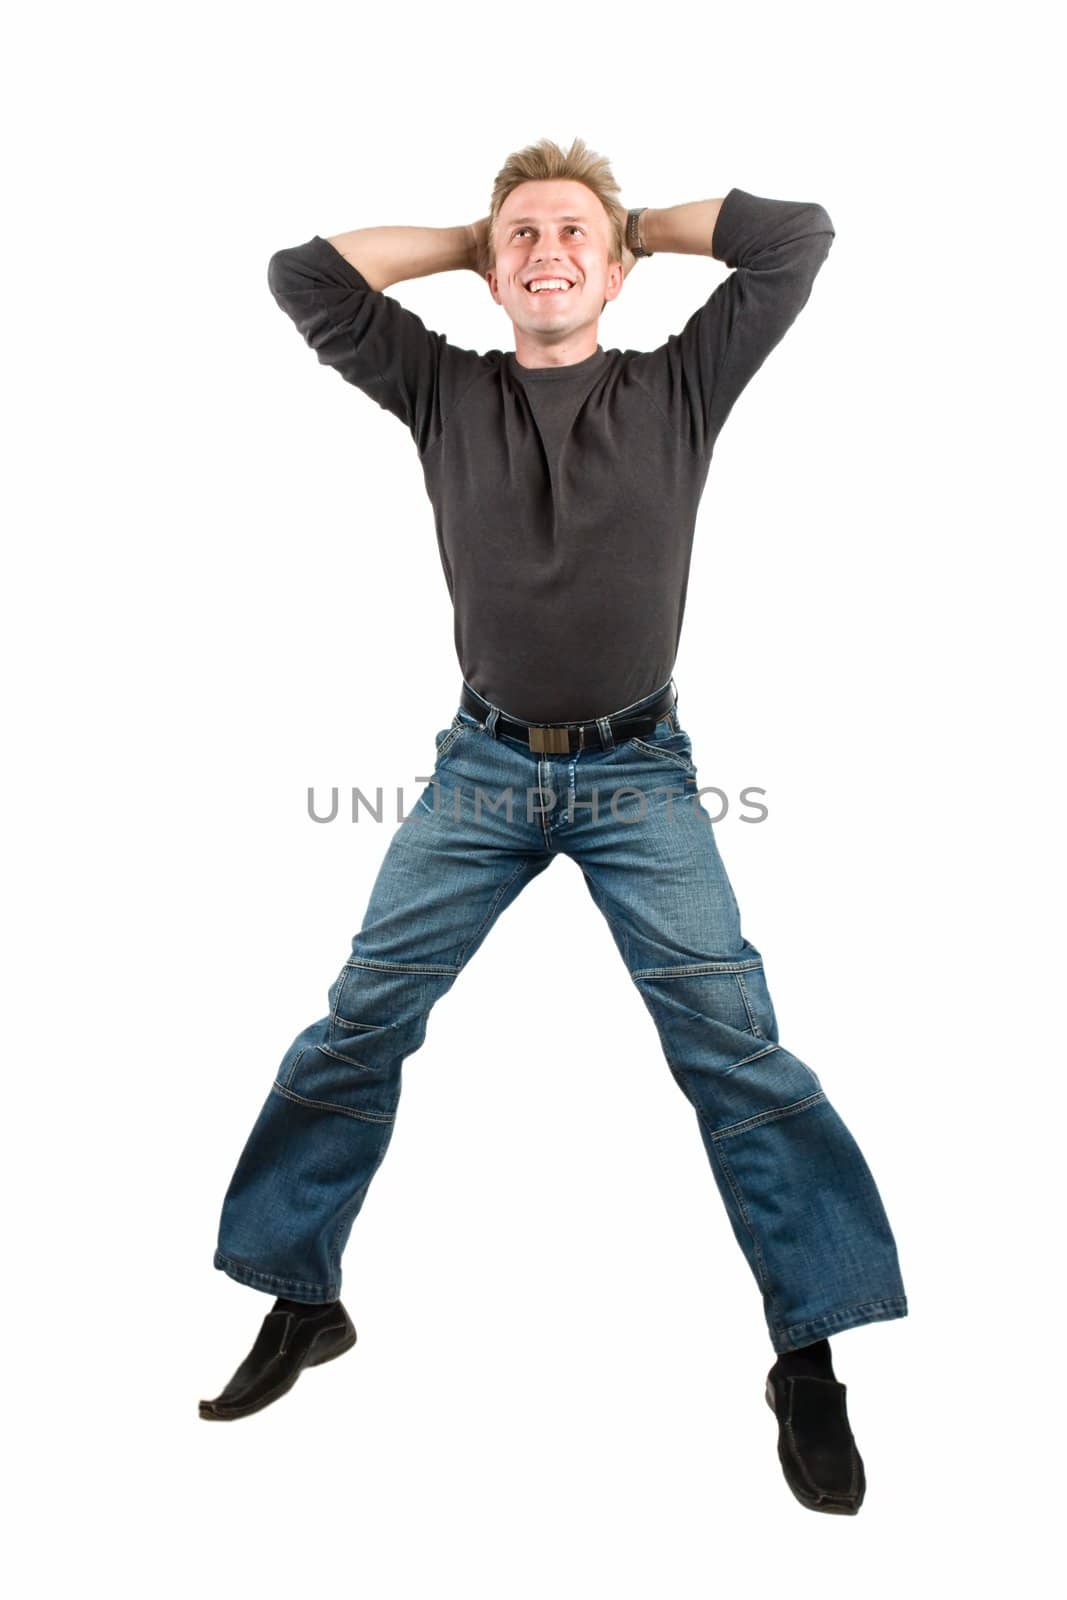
[527,278,572,293]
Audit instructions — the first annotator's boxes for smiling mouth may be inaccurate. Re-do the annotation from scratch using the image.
[525,281,576,295]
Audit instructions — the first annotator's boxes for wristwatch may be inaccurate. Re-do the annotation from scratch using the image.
[626,207,654,259]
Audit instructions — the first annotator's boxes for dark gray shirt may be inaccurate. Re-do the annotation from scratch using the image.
[267,187,834,722]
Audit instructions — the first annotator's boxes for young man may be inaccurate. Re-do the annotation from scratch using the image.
[201,138,907,1515]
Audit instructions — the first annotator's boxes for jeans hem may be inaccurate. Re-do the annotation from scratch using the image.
[213,1248,341,1302]
[772,1294,909,1354]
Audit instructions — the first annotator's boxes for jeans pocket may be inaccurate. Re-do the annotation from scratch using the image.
[435,707,484,766]
[627,722,697,775]
[433,715,465,765]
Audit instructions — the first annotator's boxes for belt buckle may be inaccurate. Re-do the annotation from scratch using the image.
[528,724,572,754]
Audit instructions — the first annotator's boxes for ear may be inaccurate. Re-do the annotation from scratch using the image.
[603,258,625,303]
[485,269,501,306]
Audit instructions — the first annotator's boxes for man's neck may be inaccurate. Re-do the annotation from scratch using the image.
[511,326,602,371]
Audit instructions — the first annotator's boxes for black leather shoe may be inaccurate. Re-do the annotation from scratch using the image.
[765,1366,866,1513]
[199,1300,357,1421]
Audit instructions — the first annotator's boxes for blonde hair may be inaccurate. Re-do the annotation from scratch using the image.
[485,135,625,275]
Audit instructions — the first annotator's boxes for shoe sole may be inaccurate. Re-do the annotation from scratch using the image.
[199,1326,357,1422]
[764,1377,863,1514]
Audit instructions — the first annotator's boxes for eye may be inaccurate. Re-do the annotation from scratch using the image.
[511,225,584,239]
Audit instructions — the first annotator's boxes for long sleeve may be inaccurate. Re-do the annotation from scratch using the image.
[266,236,489,458]
[626,187,836,460]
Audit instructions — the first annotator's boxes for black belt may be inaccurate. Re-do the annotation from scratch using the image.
[459,682,678,754]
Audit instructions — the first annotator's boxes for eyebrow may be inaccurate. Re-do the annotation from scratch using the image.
[504,215,589,227]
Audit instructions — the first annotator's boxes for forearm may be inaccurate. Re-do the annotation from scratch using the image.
[324,222,482,293]
[640,199,726,260]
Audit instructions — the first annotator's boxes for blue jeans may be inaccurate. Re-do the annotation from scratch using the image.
[214,679,908,1353]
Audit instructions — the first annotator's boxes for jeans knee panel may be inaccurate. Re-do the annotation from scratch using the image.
[328,958,458,1049]
[635,963,775,1063]
[734,965,779,1043]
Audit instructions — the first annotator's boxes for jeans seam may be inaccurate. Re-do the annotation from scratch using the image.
[693,1102,777,1304]
[271,1079,396,1123]
[712,1090,826,1141]
[784,1297,909,1343]
[721,1042,781,1075]
[214,1248,340,1298]
[283,1046,307,1088]
[343,958,461,976]
[632,959,764,978]
[434,724,466,764]
[734,970,764,1038]
[628,737,695,774]
[455,858,534,967]
[704,1113,790,1342]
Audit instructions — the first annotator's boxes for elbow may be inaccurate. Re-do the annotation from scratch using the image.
[267,248,294,298]
[266,244,321,302]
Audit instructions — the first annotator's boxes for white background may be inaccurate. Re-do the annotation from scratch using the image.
[6,0,1061,1592]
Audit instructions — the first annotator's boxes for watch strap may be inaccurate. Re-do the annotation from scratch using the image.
[626,207,653,258]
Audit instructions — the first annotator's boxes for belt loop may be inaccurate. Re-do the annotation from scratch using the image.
[485,706,500,738]
[596,715,614,750]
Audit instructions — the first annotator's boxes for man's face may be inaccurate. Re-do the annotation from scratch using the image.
[486,179,624,346]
